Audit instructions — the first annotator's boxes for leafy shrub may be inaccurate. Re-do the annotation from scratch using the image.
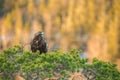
[0,46,120,80]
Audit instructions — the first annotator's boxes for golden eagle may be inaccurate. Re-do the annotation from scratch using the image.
[30,32,48,54]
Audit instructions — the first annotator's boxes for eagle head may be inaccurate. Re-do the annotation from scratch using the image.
[35,31,44,36]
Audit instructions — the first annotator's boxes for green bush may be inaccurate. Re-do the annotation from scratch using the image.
[0,46,120,80]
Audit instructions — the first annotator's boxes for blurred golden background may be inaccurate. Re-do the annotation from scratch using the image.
[0,0,120,68]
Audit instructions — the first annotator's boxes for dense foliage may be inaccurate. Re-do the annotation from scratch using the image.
[0,46,120,80]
